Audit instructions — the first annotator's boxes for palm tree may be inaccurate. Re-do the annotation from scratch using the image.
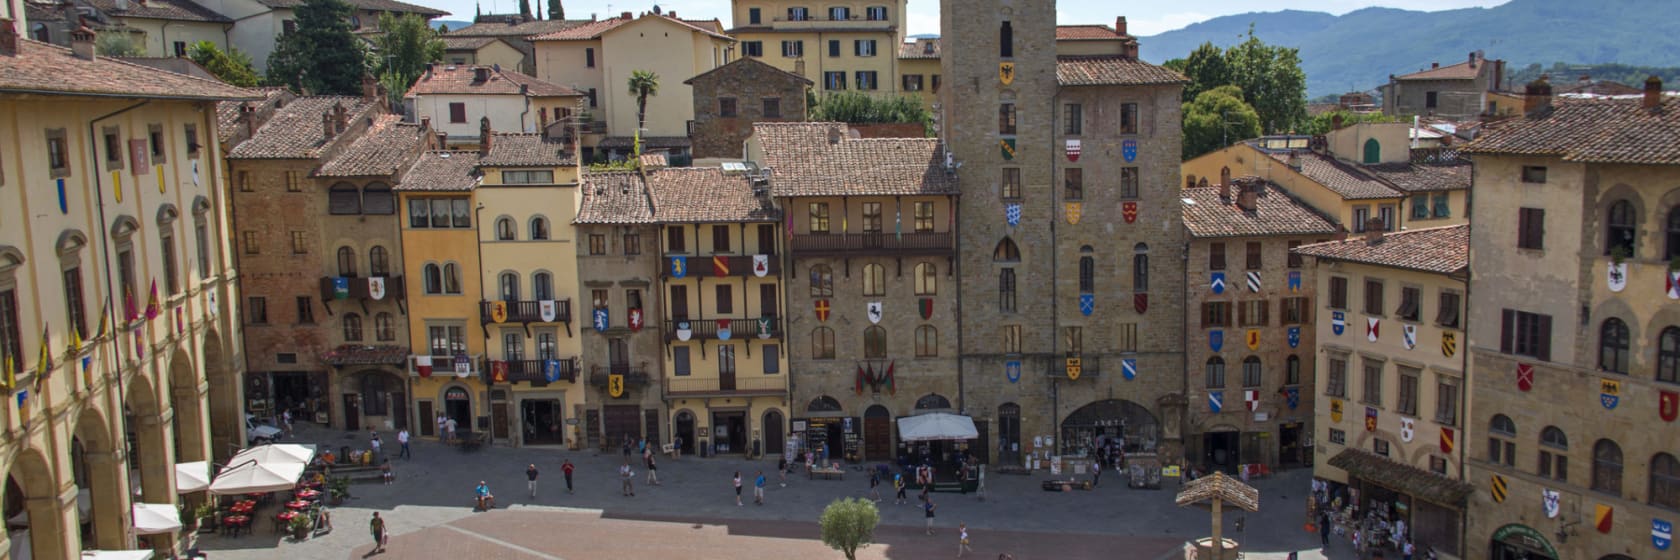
[627,70,660,155]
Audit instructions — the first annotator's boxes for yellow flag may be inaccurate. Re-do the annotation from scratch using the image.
[36,324,52,374]
[67,323,82,356]
[2,353,12,390]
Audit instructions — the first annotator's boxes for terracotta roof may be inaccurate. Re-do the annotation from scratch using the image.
[1292,151,1403,200]
[255,0,446,16]
[753,122,958,198]
[479,133,574,167]
[446,18,586,37]
[683,56,812,86]
[397,151,481,191]
[598,136,691,150]
[440,36,501,50]
[1362,162,1471,193]
[528,13,731,41]
[1056,24,1127,40]
[1293,224,1468,275]
[227,96,377,159]
[1180,182,1338,238]
[1175,471,1259,512]
[1462,94,1680,166]
[1327,449,1474,507]
[84,0,230,22]
[1557,79,1643,96]
[316,115,427,177]
[1394,60,1481,81]
[1056,55,1187,87]
[647,167,780,223]
[898,40,940,59]
[321,344,410,366]
[216,88,292,142]
[576,171,656,224]
[0,39,257,101]
[405,65,581,97]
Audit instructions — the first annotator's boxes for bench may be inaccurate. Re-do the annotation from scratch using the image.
[809,467,845,480]
[453,432,488,452]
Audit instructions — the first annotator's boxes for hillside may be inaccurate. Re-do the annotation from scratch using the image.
[431,20,472,31]
[1139,0,1680,97]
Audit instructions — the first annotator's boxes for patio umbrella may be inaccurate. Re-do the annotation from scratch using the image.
[896,412,979,442]
[130,503,181,535]
[228,443,316,466]
[80,551,154,560]
[208,460,305,495]
[175,461,211,494]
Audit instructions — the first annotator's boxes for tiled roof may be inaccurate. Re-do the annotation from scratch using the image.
[1056,55,1187,87]
[1056,25,1126,40]
[1557,80,1643,96]
[254,0,446,15]
[227,96,377,159]
[597,136,691,150]
[754,122,958,198]
[397,151,481,191]
[440,36,501,50]
[405,65,581,97]
[446,18,585,37]
[528,13,731,41]
[1394,60,1481,81]
[84,0,231,22]
[479,133,574,167]
[1462,94,1680,166]
[1293,224,1468,275]
[648,167,780,223]
[316,115,427,177]
[1180,182,1338,238]
[1293,151,1403,200]
[683,56,812,86]
[1361,162,1471,193]
[1327,449,1474,507]
[217,87,292,141]
[898,40,939,59]
[321,344,410,366]
[575,171,656,225]
[0,39,257,101]
[1175,472,1258,512]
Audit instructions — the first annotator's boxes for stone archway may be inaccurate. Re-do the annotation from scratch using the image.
[126,374,174,503]
[1059,399,1161,456]
[73,407,126,550]
[169,348,207,463]
[5,449,69,559]
[203,330,242,463]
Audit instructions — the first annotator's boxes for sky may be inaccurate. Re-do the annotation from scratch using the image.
[440,0,1511,36]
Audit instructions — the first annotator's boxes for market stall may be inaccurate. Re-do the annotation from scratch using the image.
[896,413,981,491]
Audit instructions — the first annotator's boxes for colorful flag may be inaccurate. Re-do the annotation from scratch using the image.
[145,279,161,320]
[67,323,82,357]
[2,353,13,390]
[124,287,138,323]
[95,303,111,340]
[36,324,52,374]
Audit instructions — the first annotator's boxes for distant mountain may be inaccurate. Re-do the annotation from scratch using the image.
[1139,0,1680,97]
[431,20,472,31]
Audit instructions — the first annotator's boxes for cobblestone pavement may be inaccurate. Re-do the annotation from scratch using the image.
[192,424,1359,559]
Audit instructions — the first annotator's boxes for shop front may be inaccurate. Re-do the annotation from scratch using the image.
[1327,449,1472,558]
[1488,524,1558,560]
[793,395,855,464]
[1059,399,1161,476]
[245,370,329,425]
[516,390,567,446]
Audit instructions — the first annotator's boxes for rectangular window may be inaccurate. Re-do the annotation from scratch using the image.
[1329,429,1345,445]
[1326,357,1347,397]
[1436,290,1462,328]
[1540,448,1568,481]
[782,40,804,58]
[1363,279,1384,316]
[1063,168,1082,200]
[824,71,846,90]
[1245,242,1262,270]
[714,285,733,314]
[103,127,123,170]
[196,222,211,279]
[854,39,876,57]
[763,345,780,374]
[1202,301,1231,327]
[742,41,763,57]
[117,248,136,302]
[161,232,179,295]
[762,97,781,118]
[242,231,260,254]
[913,202,934,232]
[1430,456,1448,475]
[861,202,882,233]
[46,128,70,177]
[1362,358,1383,405]
[932,75,941,93]
[673,346,690,376]
[855,71,878,90]
[1397,367,1420,415]
[148,123,167,163]
[1281,297,1308,325]
[828,39,840,57]
[1396,286,1421,322]
[828,6,848,20]
[809,203,830,233]
[585,47,595,68]
[1065,326,1082,354]
[1500,309,1552,360]
[1238,299,1269,327]
[502,170,554,184]
[1353,206,1371,233]
[999,21,1012,58]
[902,74,923,92]
[999,268,1016,313]
[624,233,641,255]
[587,88,597,108]
[1064,103,1082,135]
[1287,355,1302,385]
[1412,194,1430,219]
[1329,276,1348,309]
[449,103,467,123]
[1379,206,1395,231]
[1209,242,1226,271]
[1001,168,1021,200]
[718,345,736,377]
[1432,193,1450,218]
[247,297,267,324]
[296,296,314,324]
[238,170,252,192]
[666,226,687,253]
[408,199,429,228]
[1521,166,1547,183]
[1518,207,1545,250]
[866,6,886,20]
[1120,103,1138,134]
[999,103,1017,135]
[748,7,761,24]
[711,224,731,253]
[1288,240,1303,268]
[290,231,307,254]
[285,171,301,192]
[1425,91,1439,109]
[1242,358,1262,387]
[0,290,19,374]
[1374,439,1390,457]
[1205,358,1225,388]
[62,267,86,338]
[718,97,737,118]
[282,19,296,34]
[1117,323,1137,352]
[588,234,606,255]
[1435,378,1459,426]
[1120,167,1139,199]
[1002,325,1021,354]
[502,333,523,361]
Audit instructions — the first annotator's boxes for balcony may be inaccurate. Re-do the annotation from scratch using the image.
[480,299,573,325]
[790,232,954,256]
[661,254,781,279]
[666,375,786,397]
[494,358,578,384]
[664,317,784,342]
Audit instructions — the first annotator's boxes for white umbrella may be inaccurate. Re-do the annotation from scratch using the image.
[896,412,979,442]
[175,462,211,494]
[80,551,153,560]
[229,443,316,466]
[130,503,181,535]
[208,460,305,495]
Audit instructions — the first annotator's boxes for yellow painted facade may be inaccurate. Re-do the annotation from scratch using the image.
[444,38,524,70]
[122,18,229,56]
[532,15,735,140]
[1183,142,1410,232]
[730,0,907,96]
[397,187,487,436]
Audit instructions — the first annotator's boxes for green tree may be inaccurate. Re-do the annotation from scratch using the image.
[819,498,880,560]
[627,70,660,154]
[1301,110,1400,136]
[372,13,445,105]
[1182,85,1262,161]
[1224,28,1308,134]
[1172,42,1230,104]
[548,0,563,19]
[95,33,143,57]
[808,92,932,134]
[266,0,366,95]
[188,41,260,87]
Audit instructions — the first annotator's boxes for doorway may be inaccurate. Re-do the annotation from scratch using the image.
[712,411,746,454]
[1279,422,1303,466]
[342,394,361,431]
[603,405,640,448]
[1203,430,1240,472]
[675,411,696,455]
[443,387,472,431]
[863,405,892,461]
[997,403,1021,467]
[491,390,511,440]
[644,409,662,448]
[763,409,784,455]
[417,401,435,437]
[522,400,564,445]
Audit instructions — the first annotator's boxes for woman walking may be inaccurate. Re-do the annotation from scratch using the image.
[733,471,744,506]
[646,453,661,486]
[868,469,882,502]
[369,512,387,554]
[894,472,907,505]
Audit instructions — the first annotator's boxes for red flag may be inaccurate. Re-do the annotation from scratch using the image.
[415,355,433,378]
[144,280,160,320]
[1516,363,1534,392]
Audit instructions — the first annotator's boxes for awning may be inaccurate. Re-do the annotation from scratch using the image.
[229,443,316,466]
[81,551,154,560]
[1327,448,1474,507]
[175,461,211,494]
[895,412,978,442]
[131,503,181,535]
[208,460,305,495]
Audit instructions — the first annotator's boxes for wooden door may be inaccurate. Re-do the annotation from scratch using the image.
[417,401,435,437]
[603,405,640,448]
[763,409,784,454]
[342,394,360,431]
[863,405,891,461]
[491,402,510,440]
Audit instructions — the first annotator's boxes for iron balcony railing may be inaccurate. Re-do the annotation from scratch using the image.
[663,317,784,342]
[790,232,954,256]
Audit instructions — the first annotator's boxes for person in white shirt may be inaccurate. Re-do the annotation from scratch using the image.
[397,429,411,459]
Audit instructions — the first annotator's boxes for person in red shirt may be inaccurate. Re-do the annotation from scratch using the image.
[561,459,575,494]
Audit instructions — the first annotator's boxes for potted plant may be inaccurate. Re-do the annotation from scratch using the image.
[327,476,351,506]
[194,502,219,534]
[287,512,312,540]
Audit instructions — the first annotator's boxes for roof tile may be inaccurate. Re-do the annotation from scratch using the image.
[1361,162,1471,193]
[254,0,445,15]
[1394,60,1481,81]
[1055,24,1126,40]
[648,167,779,223]
[217,88,293,141]
[529,13,731,41]
[1056,55,1187,87]
[446,18,586,37]
[478,133,575,167]
[405,64,581,97]
[1462,94,1680,166]
[898,40,939,59]
[1180,181,1339,238]
[316,115,428,177]
[1292,151,1403,200]
[754,122,959,198]
[226,96,377,159]
[1293,224,1468,275]
[0,39,256,101]
[575,171,656,224]
[397,151,481,191]
[82,0,230,22]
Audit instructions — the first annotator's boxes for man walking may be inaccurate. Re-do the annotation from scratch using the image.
[894,472,907,505]
[646,452,661,486]
[397,428,411,460]
[1319,511,1331,548]
[620,461,635,497]
[369,431,382,461]
[754,470,767,505]
[526,464,540,498]
[369,512,386,554]
[444,416,458,444]
[923,496,937,535]
[562,458,575,494]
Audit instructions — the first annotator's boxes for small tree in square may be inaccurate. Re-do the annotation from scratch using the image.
[819,497,880,560]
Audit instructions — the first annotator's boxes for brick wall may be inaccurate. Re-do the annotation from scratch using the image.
[690,59,811,159]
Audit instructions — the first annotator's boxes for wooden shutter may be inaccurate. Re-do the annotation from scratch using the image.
[1537,314,1553,361]
[1500,309,1514,354]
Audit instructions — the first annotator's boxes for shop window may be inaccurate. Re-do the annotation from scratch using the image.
[1593,439,1622,495]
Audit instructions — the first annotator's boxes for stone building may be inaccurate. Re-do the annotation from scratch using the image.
[1459,78,1680,560]
[1297,224,1472,558]
[0,26,251,557]
[404,64,583,146]
[893,19,1137,113]
[749,121,961,463]
[1378,51,1507,121]
[573,170,665,451]
[941,0,1189,471]
[1181,177,1337,472]
[686,57,810,160]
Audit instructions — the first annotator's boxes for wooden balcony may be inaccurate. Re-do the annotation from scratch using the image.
[495,358,577,384]
[661,254,781,279]
[665,375,786,397]
[663,317,784,342]
[479,299,573,325]
[790,232,954,256]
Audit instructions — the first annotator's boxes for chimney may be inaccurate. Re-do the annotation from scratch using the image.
[1430,62,1439,69]
[70,25,96,61]
[667,10,675,18]
[323,112,336,140]
[435,131,448,149]
[826,126,842,145]
[473,67,490,83]
[1331,114,1344,131]
[1363,218,1386,244]
[1236,180,1258,212]
[1579,74,1592,86]
[621,11,632,20]
[333,103,348,133]
[0,19,17,57]
[1287,151,1302,171]
[794,59,805,76]
[1114,16,1127,36]
[1219,167,1231,189]
[240,103,256,138]
[420,116,431,131]
[1644,76,1663,110]
[362,74,379,100]
[1217,178,1230,200]
[479,117,493,156]
[1467,51,1477,68]
[1125,41,1138,60]
[1524,75,1553,114]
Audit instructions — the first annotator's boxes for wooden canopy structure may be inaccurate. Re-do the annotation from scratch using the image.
[1175,472,1260,560]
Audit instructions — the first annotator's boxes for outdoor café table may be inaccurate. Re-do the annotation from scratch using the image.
[286,500,310,510]
[274,510,298,533]
[229,502,255,515]
[223,515,250,537]
[295,489,321,501]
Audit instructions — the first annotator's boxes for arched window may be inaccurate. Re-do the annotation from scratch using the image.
[1133,243,1150,291]
[1488,414,1516,467]
[1540,426,1569,481]
[423,263,442,294]
[532,272,553,301]
[1667,206,1680,260]
[863,326,887,359]
[369,246,389,276]
[1079,249,1094,293]
[375,312,395,341]
[362,182,394,214]
[1600,318,1630,374]
[329,183,361,214]
[1242,356,1262,387]
[1660,327,1680,384]
[914,262,936,295]
[29,22,48,42]
[915,325,938,357]
[994,237,1020,262]
[1362,138,1381,164]
[1606,200,1636,256]
[809,264,834,297]
[811,327,835,359]
[1286,355,1302,385]
[1593,439,1622,495]
[1205,357,1225,388]
[498,272,520,301]
[529,216,550,240]
[337,246,357,277]
[342,312,363,341]
[862,263,885,296]
[495,217,516,241]
[1653,452,1680,510]
[443,263,461,294]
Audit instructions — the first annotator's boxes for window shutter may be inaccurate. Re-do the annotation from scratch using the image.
[1537,314,1553,361]
[1237,301,1247,325]
[1201,303,1212,327]
[1500,309,1514,354]
[1302,297,1312,324]
[1260,302,1269,326]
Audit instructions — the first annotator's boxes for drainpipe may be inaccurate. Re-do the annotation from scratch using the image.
[475,202,491,443]
[87,101,150,503]
[1047,91,1061,446]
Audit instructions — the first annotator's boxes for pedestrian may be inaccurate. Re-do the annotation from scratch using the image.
[562,458,575,494]
[958,522,972,557]
[646,453,661,485]
[369,431,382,460]
[733,471,744,506]
[397,428,411,460]
[778,455,789,487]
[639,437,648,458]
[923,496,937,535]
[868,469,881,502]
[1402,539,1415,560]
[1091,455,1103,487]
[622,435,632,459]
[894,472,907,505]
[754,470,767,505]
[282,409,294,437]
[444,417,458,444]
[474,480,494,511]
[619,461,635,497]
[1319,511,1331,548]
[672,435,682,460]
[369,512,386,553]
[821,442,830,466]
[526,464,540,498]
[380,459,394,485]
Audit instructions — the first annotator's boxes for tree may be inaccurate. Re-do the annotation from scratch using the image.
[266,0,366,95]
[1224,28,1308,134]
[95,33,143,57]
[372,12,445,105]
[548,0,563,19]
[819,498,880,560]
[1172,42,1230,104]
[809,92,932,134]
[188,41,259,87]
[1301,110,1400,136]
[627,70,660,154]
[1182,85,1261,161]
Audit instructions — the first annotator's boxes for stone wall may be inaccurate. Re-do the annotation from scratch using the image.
[689,59,811,159]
